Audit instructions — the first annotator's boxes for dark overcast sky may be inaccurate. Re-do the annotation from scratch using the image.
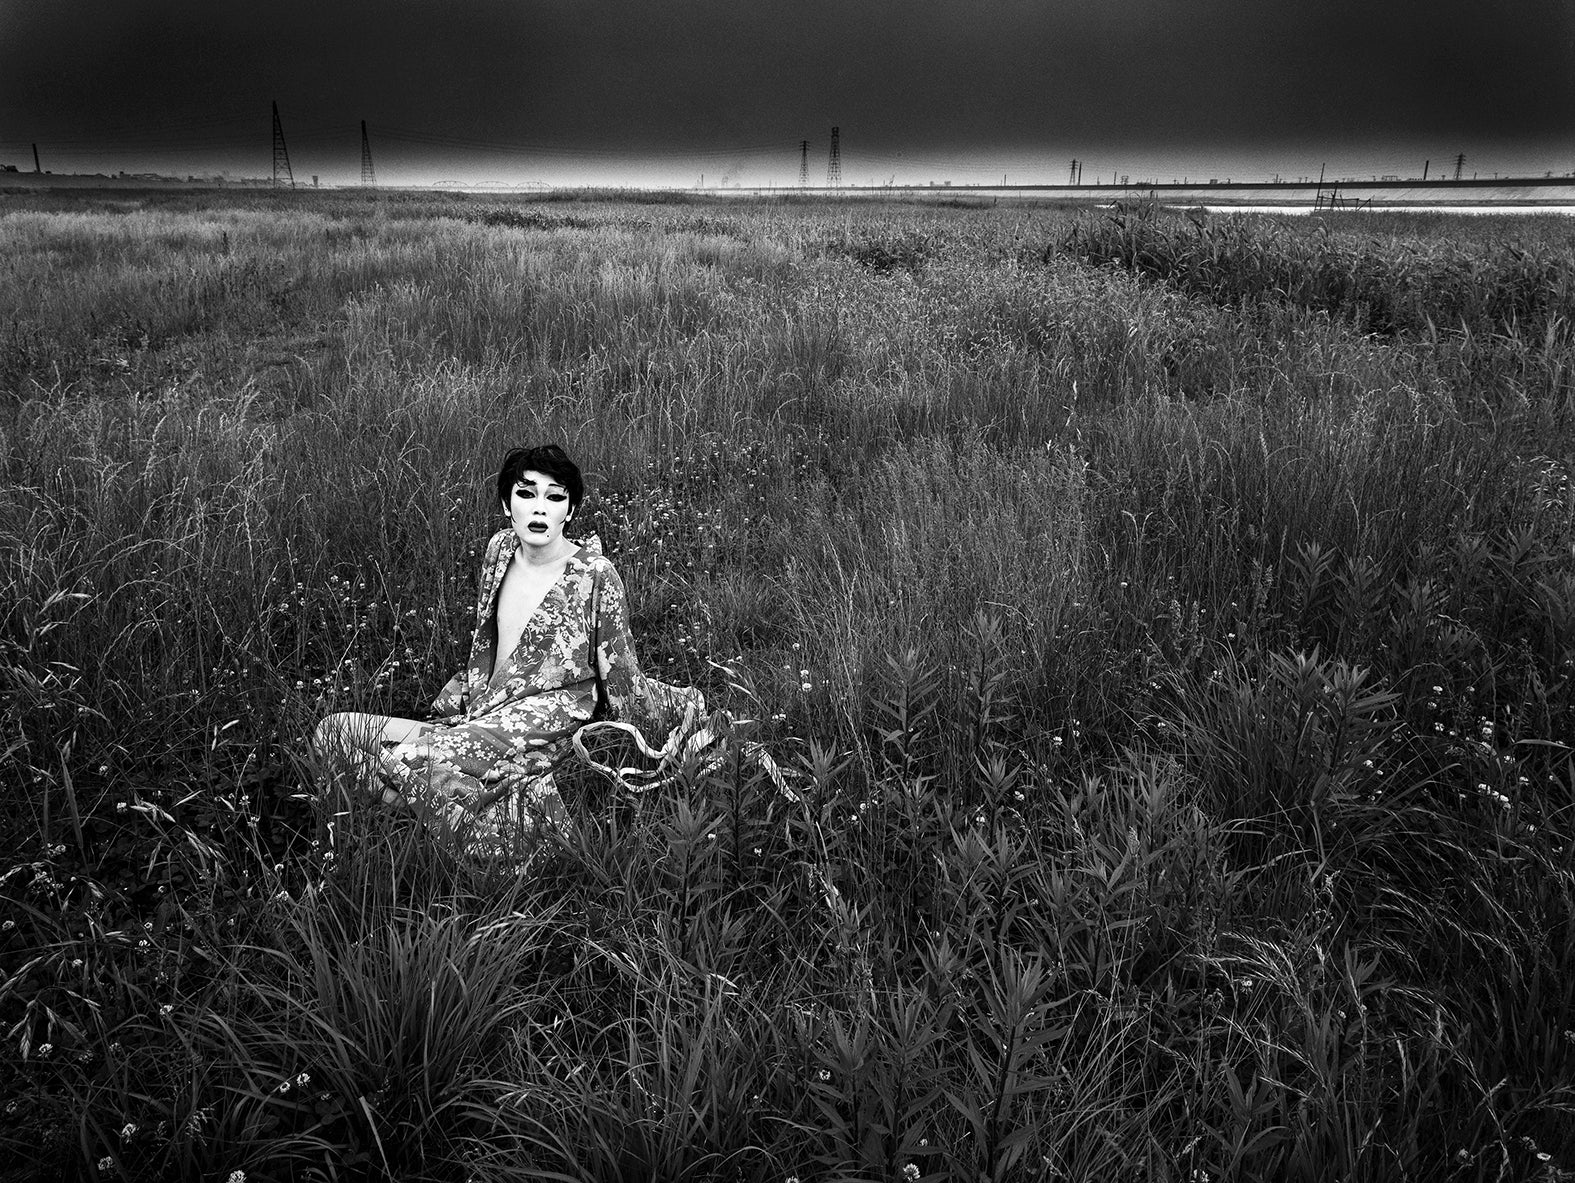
[2,0,1572,186]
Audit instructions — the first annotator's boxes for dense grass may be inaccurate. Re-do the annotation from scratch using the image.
[3,189,1574,1181]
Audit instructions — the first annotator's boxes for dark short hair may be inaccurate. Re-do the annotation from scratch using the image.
[496,444,584,516]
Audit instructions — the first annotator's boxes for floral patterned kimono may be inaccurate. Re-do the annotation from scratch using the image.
[377,528,695,854]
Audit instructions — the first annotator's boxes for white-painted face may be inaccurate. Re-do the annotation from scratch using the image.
[505,469,574,552]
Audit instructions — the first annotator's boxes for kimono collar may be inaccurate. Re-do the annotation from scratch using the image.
[488,528,603,587]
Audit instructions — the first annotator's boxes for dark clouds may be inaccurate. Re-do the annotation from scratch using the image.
[1,0,1570,181]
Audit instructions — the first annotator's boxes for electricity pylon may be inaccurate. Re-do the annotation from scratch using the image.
[826,127,841,188]
[360,121,376,186]
[271,102,295,189]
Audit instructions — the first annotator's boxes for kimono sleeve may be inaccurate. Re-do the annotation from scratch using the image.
[428,529,508,723]
[593,563,657,731]
[430,669,469,722]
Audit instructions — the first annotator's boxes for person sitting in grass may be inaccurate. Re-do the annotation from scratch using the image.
[312,443,700,854]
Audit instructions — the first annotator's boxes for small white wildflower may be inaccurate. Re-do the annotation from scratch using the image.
[120,1122,137,1139]
[296,1072,310,1087]
[227,1172,247,1183]
[277,1079,291,1094]
[903,1164,920,1182]
[160,1004,173,1017]
[98,1156,113,1171]
[815,1068,831,1082]
[37,1042,52,1058]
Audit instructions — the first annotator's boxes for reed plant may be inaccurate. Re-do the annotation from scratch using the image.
[3,189,1573,1180]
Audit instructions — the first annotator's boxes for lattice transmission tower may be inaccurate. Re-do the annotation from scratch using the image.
[826,127,841,188]
[799,140,809,188]
[271,102,295,188]
[360,121,377,186]
[1453,153,1466,181]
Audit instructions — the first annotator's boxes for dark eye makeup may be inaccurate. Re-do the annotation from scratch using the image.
[514,485,567,500]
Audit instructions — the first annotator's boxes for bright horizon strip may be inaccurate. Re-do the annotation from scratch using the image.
[3,125,1570,189]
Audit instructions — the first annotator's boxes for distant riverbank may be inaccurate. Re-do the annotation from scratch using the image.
[779,176,1575,208]
[6,170,1575,209]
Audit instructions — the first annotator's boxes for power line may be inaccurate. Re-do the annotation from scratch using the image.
[370,123,786,158]
[0,114,260,151]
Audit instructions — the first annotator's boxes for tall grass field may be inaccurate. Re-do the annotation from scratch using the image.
[3,188,1574,1182]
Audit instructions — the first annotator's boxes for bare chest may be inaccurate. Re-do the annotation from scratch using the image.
[493,556,570,672]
